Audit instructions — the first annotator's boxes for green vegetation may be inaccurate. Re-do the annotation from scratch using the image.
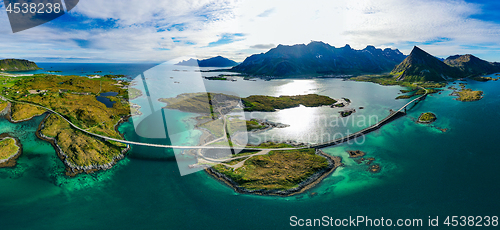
[0,74,131,170]
[390,46,464,82]
[249,142,298,149]
[245,119,266,131]
[0,138,19,161]
[457,89,483,102]
[242,94,336,112]
[205,76,228,81]
[199,118,264,138]
[352,74,446,88]
[339,110,353,117]
[0,59,40,71]
[400,89,416,93]
[212,149,329,191]
[10,103,46,121]
[395,95,412,99]
[41,115,125,167]
[160,93,337,113]
[159,92,239,115]
[418,112,437,123]
[471,76,499,82]
[128,88,143,100]
[0,101,8,112]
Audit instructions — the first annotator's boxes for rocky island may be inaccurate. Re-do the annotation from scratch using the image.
[0,134,22,168]
[207,149,343,196]
[417,112,437,124]
[0,73,134,176]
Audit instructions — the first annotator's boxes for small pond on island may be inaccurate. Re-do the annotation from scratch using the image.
[96,92,118,108]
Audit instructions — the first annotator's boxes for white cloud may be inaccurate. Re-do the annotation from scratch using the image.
[1,0,500,62]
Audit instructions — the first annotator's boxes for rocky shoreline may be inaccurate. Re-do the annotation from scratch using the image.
[205,149,343,197]
[1,101,46,124]
[35,114,131,177]
[248,118,290,133]
[0,134,23,168]
[0,101,11,116]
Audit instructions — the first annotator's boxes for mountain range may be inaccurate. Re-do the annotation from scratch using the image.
[176,56,238,67]
[391,46,500,82]
[230,41,407,76]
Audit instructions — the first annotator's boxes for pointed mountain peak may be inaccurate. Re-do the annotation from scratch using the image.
[410,46,429,55]
[391,46,462,82]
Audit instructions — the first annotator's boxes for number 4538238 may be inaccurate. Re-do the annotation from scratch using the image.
[444,216,498,227]
[5,2,62,14]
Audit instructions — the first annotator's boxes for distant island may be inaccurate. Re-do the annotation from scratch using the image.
[0,59,41,72]
[449,83,484,102]
[176,56,238,67]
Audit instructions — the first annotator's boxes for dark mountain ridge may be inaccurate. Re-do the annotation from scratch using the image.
[391,46,500,82]
[444,54,500,76]
[231,41,406,76]
[391,46,463,82]
[176,56,238,67]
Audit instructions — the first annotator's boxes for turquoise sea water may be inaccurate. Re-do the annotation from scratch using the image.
[1,63,499,229]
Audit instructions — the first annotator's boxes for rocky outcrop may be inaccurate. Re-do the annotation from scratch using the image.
[205,149,343,197]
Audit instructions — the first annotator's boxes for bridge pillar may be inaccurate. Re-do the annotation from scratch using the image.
[404,107,407,113]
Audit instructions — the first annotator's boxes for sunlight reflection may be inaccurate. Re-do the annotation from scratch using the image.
[276,80,318,95]
[276,106,319,139]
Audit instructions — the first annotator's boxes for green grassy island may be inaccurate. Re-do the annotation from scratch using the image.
[208,149,342,195]
[242,94,336,112]
[159,92,337,113]
[0,73,132,175]
[456,88,483,101]
[0,136,21,168]
[417,112,437,123]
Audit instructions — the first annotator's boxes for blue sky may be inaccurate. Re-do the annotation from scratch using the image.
[0,0,500,62]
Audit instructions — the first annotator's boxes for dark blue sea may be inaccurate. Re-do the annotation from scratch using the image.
[1,63,499,229]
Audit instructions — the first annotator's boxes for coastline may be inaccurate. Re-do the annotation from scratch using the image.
[1,100,46,124]
[0,134,23,168]
[35,114,131,177]
[1,95,132,176]
[204,149,343,197]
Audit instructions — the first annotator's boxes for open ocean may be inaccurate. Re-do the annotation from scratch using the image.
[1,63,499,229]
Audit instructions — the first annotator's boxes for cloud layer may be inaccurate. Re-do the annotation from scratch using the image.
[1,0,500,62]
